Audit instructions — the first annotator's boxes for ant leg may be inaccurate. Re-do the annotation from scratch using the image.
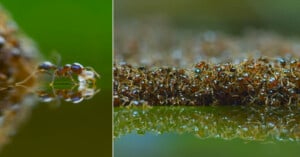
[287,96,292,107]
[15,70,40,86]
[0,87,9,91]
[88,78,97,88]
[249,96,256,104]
[50,85,58,99]
[265,97,269,105]
[83,88,101,100]
[16,65,54,87]
[70,84,78,91]
[14,84,37,93]
[86,66,100,79]
[49,85,62,107]
[50,51,62,67]
[49,70,57,87]
[68,73,78,86]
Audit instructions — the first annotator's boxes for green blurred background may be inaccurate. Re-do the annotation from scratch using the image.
[116,0,300,35]
[0,0,111,157]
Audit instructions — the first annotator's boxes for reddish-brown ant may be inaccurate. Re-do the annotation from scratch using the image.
[16,61,100,87]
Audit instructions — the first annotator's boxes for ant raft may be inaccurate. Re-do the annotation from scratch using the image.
[16,61,100,87]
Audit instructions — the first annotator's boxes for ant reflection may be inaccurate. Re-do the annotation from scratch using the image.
[37,83,100,104]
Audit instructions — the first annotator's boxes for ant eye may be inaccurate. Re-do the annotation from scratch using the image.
[71,63,83,74]
[38,61,55,70]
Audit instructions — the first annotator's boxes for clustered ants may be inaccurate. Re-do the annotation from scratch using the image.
[114,57,300,106]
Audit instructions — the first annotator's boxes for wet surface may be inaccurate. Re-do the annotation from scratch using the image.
[114,106,300,157]
[0,90,110,157]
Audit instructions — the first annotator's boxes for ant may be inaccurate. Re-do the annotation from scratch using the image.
[16,61,100,87]
[1,60,100,104]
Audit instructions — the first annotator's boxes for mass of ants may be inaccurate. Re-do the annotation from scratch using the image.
[114,57,300,107]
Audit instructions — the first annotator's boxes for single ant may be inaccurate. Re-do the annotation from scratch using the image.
[17,61,100,87]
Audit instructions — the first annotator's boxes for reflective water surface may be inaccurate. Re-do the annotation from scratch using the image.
[115,133,300,157]
[114,106,300,157]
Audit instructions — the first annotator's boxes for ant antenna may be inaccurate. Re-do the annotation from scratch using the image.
[14,83,37,93]
[49,50,62,66]
[84,88,101,100]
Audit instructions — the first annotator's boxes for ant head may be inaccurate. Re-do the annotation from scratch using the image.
[38,61,56,71]
[71,63,83,74]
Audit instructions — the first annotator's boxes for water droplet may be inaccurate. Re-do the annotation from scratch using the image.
[132,111,138,117]
[267,122,275,128]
